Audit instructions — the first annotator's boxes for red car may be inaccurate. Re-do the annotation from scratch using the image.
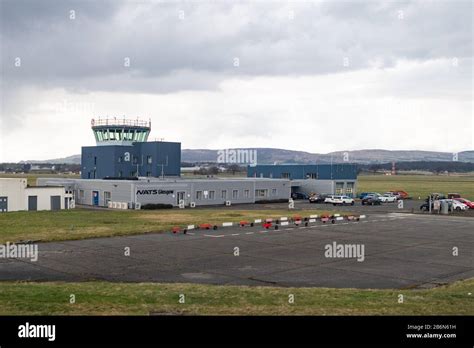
[454,198,474,209]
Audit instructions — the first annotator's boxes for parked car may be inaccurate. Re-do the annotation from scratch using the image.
[325,195,354,206]
[324,195,336,204]
[448,193,461,199]
[308,193,326,203]
[361,195,381,205]
[421,194,443,211]
[291,192,308,200]
[363,192,395,203]
[419,202,433,211]
[388,190,409,199]
[454,198,474,209]
[379,193,397,203]
[420,198,468,212]
[358,192,378,199]
[440,199,468,211]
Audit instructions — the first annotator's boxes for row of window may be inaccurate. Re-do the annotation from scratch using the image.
[195,188,277,200]
[94,129,149,142]
[117,171,151,178]
[78,188,279,202]
[117,155,153,164]
[258,173,352,179]
[336,182,355,195]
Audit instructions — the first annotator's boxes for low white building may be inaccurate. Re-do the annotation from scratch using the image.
[0,178,72,213]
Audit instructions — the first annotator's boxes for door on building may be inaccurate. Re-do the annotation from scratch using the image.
[0,197,7,212]
[28,196,38,211]
[345,182,355,198]
[92,191,99,206]
[50,196,61,211]
[177,191,185,205]
[104,191,111,207]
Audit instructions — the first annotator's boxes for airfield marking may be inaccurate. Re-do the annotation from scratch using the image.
[197,215,408,238]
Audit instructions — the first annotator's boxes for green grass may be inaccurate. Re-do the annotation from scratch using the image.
[0,279,472,315]
[0,173,80,186]
[358,174,474,200]
[0,208,338,244]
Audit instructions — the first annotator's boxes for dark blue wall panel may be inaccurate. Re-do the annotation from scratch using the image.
[81,141,181,179]
[247,164,358,180]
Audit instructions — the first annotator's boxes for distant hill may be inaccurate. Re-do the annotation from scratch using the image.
[181,149,474,164]
[20,149,474,165]
[20,154,82,165]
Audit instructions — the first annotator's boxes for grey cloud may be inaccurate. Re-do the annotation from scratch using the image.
[1,0,471,94]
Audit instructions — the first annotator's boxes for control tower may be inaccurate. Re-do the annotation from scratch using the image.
[91,118,151,146]
[82,117,181,179]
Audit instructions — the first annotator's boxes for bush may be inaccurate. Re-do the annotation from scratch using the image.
[141,203,173,210]
[255,199,288,204]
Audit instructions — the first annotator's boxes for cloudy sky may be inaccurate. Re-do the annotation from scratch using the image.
[0,0,472,162]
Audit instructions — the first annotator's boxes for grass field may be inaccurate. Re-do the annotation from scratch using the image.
[358,174,474,200]
[0,279,471,315]
[0,173,80,186]
[0,208,338,244]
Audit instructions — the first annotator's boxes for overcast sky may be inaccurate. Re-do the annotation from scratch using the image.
[0,0,472,162]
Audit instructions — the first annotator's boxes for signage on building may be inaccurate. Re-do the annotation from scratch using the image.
[136,189,174,195]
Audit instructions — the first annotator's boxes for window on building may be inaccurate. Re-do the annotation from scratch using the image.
[196,191,203,200]
[147,156,152,164]
[118,171,122,177]
[281,173,290,179]
[221,190,227,199]
[232,190,238,199]
[146,171,151,177]
[94,156,97,165]
[244,189,250,198]
[272,188,277,196]
[346,182,354,196]
[79,190,85,199]
[335,182,344,195]
[209,191,215,199]
[255,189,268,197]
[130,171,136,177]
[104,191,111,205]
[308,173,318,179]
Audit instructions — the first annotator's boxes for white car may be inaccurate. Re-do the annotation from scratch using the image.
[384,192,400,199]
[379,193,397,203]
[324,195,354,206]
[440,199,468,211]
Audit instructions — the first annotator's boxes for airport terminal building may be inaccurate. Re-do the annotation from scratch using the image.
[34,118,358,209]
[38,177,290,208]
[248,164,358,197]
